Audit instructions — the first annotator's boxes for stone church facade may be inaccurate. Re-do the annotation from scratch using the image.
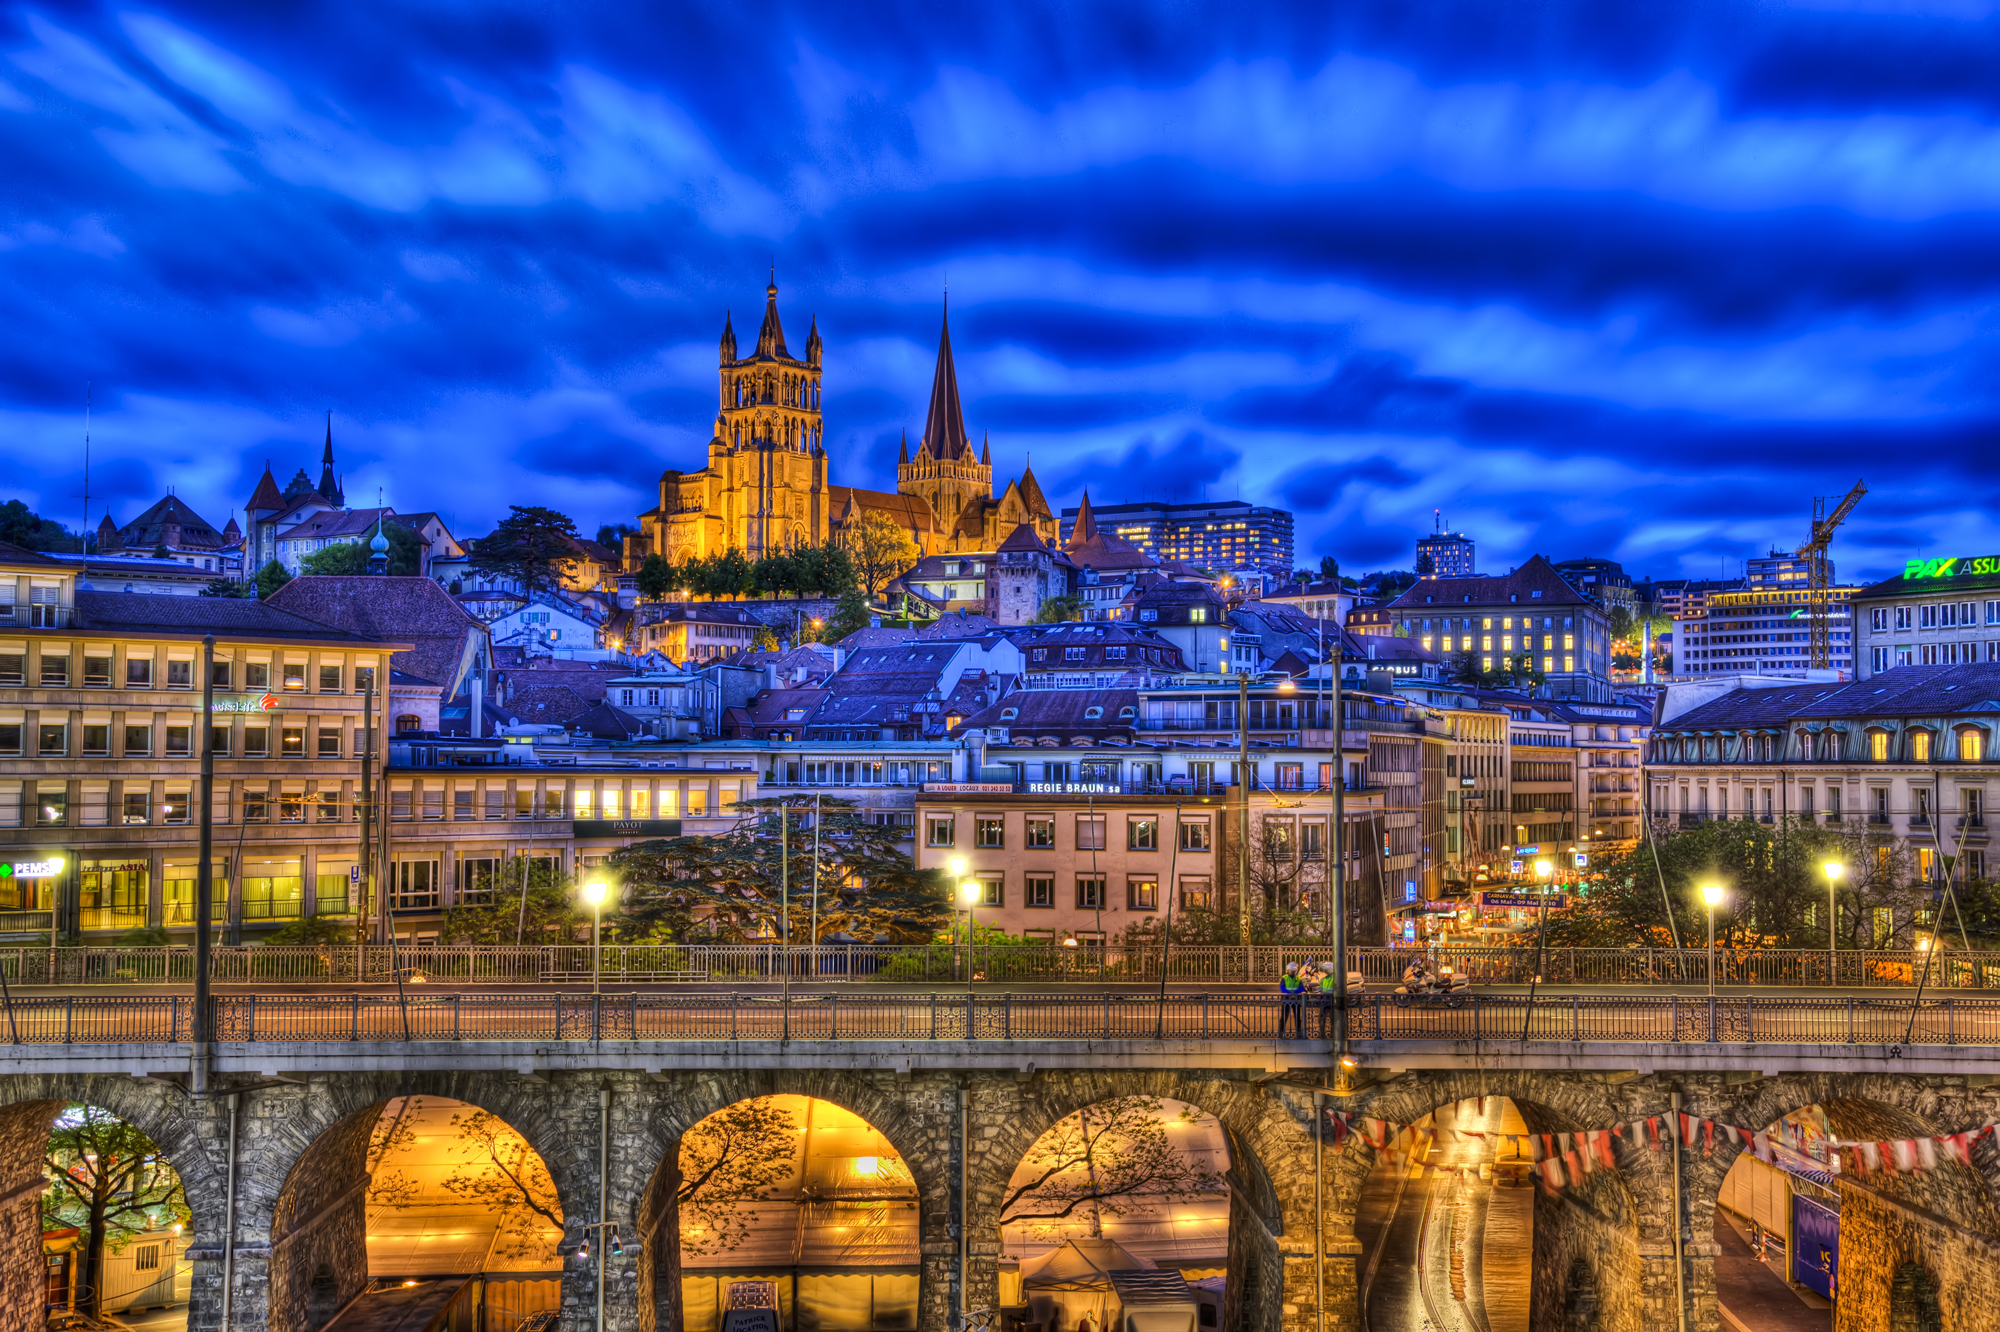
[623,279,1057,571]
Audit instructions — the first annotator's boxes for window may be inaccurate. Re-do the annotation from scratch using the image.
[166,659,192,689]
[81,724,108,756]
[1869,730,1889,762]
[1127,876,1159,910]
[133,1244,160,1273]
[395,715,421,734]
[0,722,19,755]
[1873,787,1890,822]
[164,725,191,757]
[392,860,439,911]
[84,655,112,687]
[317,790,342,823]
[318,728,341,758]
[243,726,269,757]
[1896,606,1913,630]
[1128,817,1158,850]
[0,653,21,686]
[1179,877,1213,910]
[459,857,499,906]
[1075,816,1106,850]
[1912,730,1932,764]
[975,817,1005,849]
[41,655,69,686]
[281,727,306,758]
[123,791,150,825]
[319,664,343,693]
[209,659,231,690]
[926,816,956,847]
[124,724,151,756]
[1961,728,1985,764]
[282,662,307,692]
[36,785,67,826]
[125,658,152,688]
[355,665,376,695]
[245,661,270,690]
[1025,875,1055,908]
[1025,817,1055,848]
[1075,874,1105,909]
[978,876,1003,907]
[1966,789,1985,826]
[1274,763,1303,790]
[245,787,270,822]
[1302,821,1325,861]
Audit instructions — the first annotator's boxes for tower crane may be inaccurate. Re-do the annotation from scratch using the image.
[1796,479,1867,670]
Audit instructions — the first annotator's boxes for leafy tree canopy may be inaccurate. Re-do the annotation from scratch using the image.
[471,506,582,595]
[297,522,422,576]
[0,499,82,552]
[44,1104,190,1319]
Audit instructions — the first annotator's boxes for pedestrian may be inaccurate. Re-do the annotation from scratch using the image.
[1279,961,1305,1037]
[1317,958,1341,1038]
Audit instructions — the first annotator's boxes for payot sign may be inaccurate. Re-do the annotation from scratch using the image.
[1904,556,2000,581]
[210,693,278,714]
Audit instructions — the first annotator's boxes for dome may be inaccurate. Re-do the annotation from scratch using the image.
[370,528,389,553]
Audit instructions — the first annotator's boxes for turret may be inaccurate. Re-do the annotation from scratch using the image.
[805,314,822,368]
[719,311,737,362]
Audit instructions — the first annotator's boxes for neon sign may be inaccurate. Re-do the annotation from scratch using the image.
[1903,556,2000,581]
[1,857,64,879]
[209,693,278,714]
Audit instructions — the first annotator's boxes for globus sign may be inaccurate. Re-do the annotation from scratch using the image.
[210,693,279,714]
[1904,555,2000,581]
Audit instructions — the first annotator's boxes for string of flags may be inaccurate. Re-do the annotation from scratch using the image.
[1324,1097,1998,1193]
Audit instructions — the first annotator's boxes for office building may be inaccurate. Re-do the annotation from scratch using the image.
[1417,531,1475,579]
[1852,553,2000,678]
[1672,584,1857,679]
[1057,499,1294,577]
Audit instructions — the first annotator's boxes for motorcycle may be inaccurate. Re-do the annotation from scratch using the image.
[1390,966,1471,1009]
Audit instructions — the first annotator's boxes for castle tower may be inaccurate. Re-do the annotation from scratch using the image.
[896,300,992,537]
[706,271,827,556]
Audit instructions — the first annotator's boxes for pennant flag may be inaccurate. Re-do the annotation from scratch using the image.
[1566,1148,1584,1181]
[1852,1142,1877,1175]
[1890,1140,1916,1174]
[1681,1113,1699,1148]
[1703,1120,1716,1157]
[1595,1131,1616,1169]
[1878,1142,1898,1176]
[1647,1116,1663,1152]
[1723,1124,1742,1148]
[1915,1138,1937,1171]
[1543,1154,1566,1188]
[1752,1131,1772,1164]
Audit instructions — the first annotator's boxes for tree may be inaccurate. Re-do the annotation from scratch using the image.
[1000,1097,1226,1226]
[676,1097,803,1258]
[441,858,584,945]
[471,506,582,595]
[839,511,920,598]
[0,499,81,552]
[43,1105,190,1319]
[752,625,779,652]
[608,796,950,943]
[792,541,858,598]
[262,915,354,946]
[1317,554,1339,582]
[1414,551,1434,576]
[635,553,678,602]
[253,560,292,599]
[367,1100,563,1266]
[297,523,422,577]
[597,522,639,549]
[200,577,250,598]
[820,587,874,643]
[1031,594,1086,624]
[1606,604,1637,643]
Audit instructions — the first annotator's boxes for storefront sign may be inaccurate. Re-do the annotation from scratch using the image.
[1478,892,1567,910]
[571,818,684,839]
[1025,782,1121,795]
[1419,901,1461,914]
[1573,852,1590,869]
[1904,555,2000,581]
[923,782,1016,794]
[210,693,278,714]
[1,857,64,879]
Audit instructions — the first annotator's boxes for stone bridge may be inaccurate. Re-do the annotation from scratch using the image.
[3,1036,1997,1332]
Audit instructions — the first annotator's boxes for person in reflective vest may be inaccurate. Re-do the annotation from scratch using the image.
[1317,959,1341,1037]
[1278,962,1305,1037]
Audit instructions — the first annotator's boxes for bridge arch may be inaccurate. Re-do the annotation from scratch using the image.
[1329,1070,1670,1332]
[628,1072,950,1332]
[1697,1077,2000,1331]
[969,1072,1307,1332]
[0,1075,224,1332]
[260,1075,587,1332]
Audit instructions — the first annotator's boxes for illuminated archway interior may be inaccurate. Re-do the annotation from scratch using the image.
[41,1102,193,1325]
[677,1094,920,1332]
[998,1097,1232,1325]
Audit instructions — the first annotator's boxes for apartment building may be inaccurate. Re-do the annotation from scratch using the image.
[1852,555,2000,678]
[1672,583,1858,679]
[0,541,404,941]
[1643,666,2000,897]
[1365,556,1616,701]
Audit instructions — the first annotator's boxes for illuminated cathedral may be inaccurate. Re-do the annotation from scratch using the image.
[624,276,1056,569]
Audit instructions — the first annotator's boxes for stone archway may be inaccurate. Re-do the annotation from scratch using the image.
[629,1072,952,1332]
[1697,1078,2000,1332]
[1326,1071,1667,1332]
[259,1075,589,1332]
[967,1072,1308,1332]
[0,1076,226,1332]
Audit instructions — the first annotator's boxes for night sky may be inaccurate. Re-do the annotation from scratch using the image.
[3,2,1995,583]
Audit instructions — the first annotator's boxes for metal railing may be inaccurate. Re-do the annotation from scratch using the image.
[2,943,1999,988]
[0,991,1992,1047]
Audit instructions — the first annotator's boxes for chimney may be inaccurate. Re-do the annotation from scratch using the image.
[470,673,483,738]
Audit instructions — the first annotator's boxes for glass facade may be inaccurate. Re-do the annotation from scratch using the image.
[79,858,148,932]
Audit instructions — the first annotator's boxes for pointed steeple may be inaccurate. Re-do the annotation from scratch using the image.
[720,310,737,362]
[897,430,909,466]
[1073,490,1099,545]
[919,298,970,460]
[1018,458,1052,519]
[980,432,990,467]
[756,269,789,359]
[247,462,283,515]
[318,411,343,507]
[805,313,822,367]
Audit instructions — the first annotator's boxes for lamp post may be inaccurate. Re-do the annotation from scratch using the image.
[1700,883,1725,997]
[948,857,967,943]
[581,879,609,998]
[961,880,981,981]
[1822,860,1844,986]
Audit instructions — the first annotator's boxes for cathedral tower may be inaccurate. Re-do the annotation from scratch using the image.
[896,300,993,535]
[703,272,828,556]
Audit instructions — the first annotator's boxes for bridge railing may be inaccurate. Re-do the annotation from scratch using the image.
[0,943,1997,988]
[0,991,1993,1046]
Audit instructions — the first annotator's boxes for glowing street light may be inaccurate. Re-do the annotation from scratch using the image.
[580,879,610,999]
[1700,883,1726,996]
[1822,860,1844,984]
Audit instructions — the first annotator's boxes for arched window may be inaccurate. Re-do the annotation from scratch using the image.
[1911,729,1932,764]
[395,714,421,734]
[1868,728,1890,762]
[1796,729,1814,761]
[1958,726,1985,763]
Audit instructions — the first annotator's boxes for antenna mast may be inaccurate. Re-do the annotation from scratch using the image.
[80,383,92,553]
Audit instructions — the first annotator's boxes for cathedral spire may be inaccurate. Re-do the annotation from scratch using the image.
[919,296,970,460]
[318,411,343,507]
[898,429,909,466]
[756,270,788,359]
[980,432,990,466]
[805,313,822,367]
[720,310,737,362]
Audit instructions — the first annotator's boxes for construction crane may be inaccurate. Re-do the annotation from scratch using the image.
[1796,479,1867,670]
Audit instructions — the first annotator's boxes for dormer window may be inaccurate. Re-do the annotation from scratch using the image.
[1189,608,1207,624]
[1911,729,1932,764]
[1000,708,1018,721]
[1084,706,1104,719]
[1119,707,1136,719]
[1957,725,1985,763]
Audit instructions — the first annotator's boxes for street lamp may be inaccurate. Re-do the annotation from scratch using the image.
[1822,860,1844,985]
[580,879,609,998]
[948,857,967,943]
[961,880,981,976]
[1700,883,1725,997]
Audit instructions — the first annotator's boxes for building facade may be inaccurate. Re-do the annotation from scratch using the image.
[1055,499,1295,577]
[1368,556,1616,700]
[1416,530,1475,579]
[1851,554,2000,678]
[1672,583,1858,679]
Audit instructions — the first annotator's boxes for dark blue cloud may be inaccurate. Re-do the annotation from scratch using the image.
[0,0,1995,579]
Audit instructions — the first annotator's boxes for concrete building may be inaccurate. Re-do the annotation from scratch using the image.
[1364,555,1616,701]
[1551,557,1637,613]
[0,541,403,942]
[1672,582,1858,679]
[1851,552,2000,678]
[1416,529,1474,579]
[1057,498,1295,578]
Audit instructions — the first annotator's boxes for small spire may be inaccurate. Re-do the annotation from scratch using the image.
[720,310,737,362]
[898,429,909,466]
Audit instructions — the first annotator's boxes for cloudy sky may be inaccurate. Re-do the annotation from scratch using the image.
[2,1,1995,582]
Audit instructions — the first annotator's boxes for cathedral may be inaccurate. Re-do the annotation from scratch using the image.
[624,277,1056,571]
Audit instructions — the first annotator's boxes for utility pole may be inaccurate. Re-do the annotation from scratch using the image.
[193,635,214,1094]
[1237,667,1251,946]
[1328,634,1347,1066]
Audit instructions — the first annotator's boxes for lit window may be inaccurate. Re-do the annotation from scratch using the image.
[1563,656,1574,673]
